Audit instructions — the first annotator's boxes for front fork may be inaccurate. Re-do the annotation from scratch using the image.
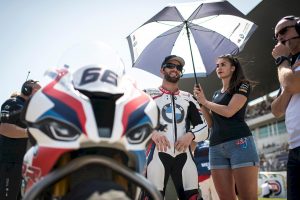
[52,154,70,197]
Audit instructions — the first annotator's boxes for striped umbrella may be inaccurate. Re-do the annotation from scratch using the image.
[127,0,257,84]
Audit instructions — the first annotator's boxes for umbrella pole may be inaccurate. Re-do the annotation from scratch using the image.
[185,21,198,86]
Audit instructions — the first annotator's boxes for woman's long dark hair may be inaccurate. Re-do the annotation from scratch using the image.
[218,54,256,94]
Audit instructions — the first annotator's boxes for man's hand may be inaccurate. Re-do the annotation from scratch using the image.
[272,43,290,58]
[175,132,194,152]
[151,131,170,152]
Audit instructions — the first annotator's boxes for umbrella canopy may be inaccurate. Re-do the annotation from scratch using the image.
[127,0,257,82]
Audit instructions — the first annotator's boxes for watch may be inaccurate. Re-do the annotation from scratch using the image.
[275,56,290,67]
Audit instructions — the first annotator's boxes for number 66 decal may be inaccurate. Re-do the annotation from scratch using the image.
[79,67,118,86]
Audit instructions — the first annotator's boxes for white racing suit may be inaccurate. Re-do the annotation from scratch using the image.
[145,87,208,200]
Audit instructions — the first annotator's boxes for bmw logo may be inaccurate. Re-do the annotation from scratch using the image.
[162,103,184,123]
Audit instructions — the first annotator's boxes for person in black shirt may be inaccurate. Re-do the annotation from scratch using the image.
[0,79,41,200]
[193,54,259,200]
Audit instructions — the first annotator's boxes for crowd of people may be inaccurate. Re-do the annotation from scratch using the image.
[259,142,289,172]
[0,15,299,200]
[245,96,275,120]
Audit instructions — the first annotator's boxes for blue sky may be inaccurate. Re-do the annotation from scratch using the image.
[0,0,261,103]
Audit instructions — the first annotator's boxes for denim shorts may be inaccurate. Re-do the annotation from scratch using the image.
[209,136,259,169]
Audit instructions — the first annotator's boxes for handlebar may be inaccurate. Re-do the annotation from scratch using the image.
[22,155,162,200]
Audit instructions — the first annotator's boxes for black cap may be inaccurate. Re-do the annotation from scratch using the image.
[161,55,185,68]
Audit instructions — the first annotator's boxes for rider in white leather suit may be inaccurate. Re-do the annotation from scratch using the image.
[144,55,208,200]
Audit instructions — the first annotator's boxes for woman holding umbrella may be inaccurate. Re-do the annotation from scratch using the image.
[193,54,259,200]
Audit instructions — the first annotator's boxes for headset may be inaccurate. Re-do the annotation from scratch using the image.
[283,15,300,36]
[21,79,38,96]
[276,16,300,45]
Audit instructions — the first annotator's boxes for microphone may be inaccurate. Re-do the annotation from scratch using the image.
[281,36,300,45]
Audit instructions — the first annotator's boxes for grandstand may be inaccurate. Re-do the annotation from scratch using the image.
[246,90,288,172]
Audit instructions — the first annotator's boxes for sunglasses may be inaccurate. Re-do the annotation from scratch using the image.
[163,63,183,72]
[273,25,295,41]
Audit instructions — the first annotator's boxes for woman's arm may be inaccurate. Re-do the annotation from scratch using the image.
[194,84,248,118]
[202,94,247,118]
[200,106,212,128]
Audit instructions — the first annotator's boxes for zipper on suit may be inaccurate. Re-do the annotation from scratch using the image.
[171,94,177,154]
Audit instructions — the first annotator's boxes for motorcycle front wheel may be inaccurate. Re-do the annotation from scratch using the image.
[62,179,131,200]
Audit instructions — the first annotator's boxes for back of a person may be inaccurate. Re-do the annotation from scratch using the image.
[194,141,210,180]
[194,140,219,200]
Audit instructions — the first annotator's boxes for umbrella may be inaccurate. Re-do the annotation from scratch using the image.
[127,0,257,84]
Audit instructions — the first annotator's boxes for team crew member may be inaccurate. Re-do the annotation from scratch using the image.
[0,80,41,200]
[145,55,208,200]
[194,54,259,200]
[193,140,219,200]
[271,16,300,200]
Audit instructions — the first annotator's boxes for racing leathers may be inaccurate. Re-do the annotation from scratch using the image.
[145,87,208,200]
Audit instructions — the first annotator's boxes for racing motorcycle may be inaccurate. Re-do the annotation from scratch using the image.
[21,42,162,200]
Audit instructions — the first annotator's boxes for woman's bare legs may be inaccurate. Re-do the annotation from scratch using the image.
[233,166,259,200]
[211,169,236,200]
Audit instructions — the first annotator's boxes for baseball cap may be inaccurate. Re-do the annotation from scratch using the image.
[161,55,185,68]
